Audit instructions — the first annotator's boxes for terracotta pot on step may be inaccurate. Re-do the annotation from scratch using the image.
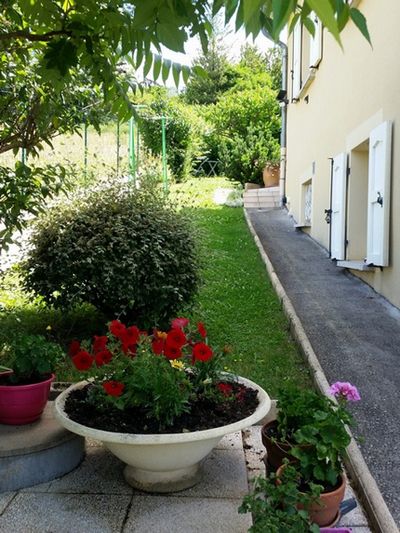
[261,420,295,469]
[276,464,346,527]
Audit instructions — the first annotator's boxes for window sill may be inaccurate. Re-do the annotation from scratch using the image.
[295,223,311,229]
[292,68,317,102]
[336,260,375,272]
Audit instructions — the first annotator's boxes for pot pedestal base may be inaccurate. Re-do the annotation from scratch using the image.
[123,463,202,493]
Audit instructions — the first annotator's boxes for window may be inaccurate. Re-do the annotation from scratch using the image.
[301,179,313,226]
[291,15,323,101]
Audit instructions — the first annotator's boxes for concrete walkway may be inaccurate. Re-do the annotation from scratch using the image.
[0,426,370,533]
[247,208,400,528]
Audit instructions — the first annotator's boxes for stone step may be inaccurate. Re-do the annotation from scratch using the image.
[0,402,85,492]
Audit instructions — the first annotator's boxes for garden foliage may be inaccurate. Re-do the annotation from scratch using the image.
[138,88,206,182]
[22,184,200,328]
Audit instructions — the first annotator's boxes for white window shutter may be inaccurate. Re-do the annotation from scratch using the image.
[366,121,392,266]
[309,14,322,67]
[292,21,302,99]
[331,153,347,261]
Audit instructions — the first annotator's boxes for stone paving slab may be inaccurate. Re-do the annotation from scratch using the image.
[0,493,131,533]
[21,445,132,495]
[0,428,373,533]
[123,495,251,533]
[170,448,249,499]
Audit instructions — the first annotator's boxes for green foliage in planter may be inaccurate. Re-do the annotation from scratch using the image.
[276,386,353,486]
[1,334,64,384]
[219,125,279,186]
[22,185,200,329]
[239,462,321,533]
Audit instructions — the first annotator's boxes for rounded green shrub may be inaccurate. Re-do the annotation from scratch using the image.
[22,185,200,328]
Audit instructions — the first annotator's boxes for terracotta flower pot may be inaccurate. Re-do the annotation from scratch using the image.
[276,464,346,527]
[0,374,54,425]
[261,420,295,469]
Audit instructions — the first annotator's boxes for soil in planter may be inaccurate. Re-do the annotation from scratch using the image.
[64,382,259,434]
[0,373,51,386]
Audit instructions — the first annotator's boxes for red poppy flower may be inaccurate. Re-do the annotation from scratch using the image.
[72,350,93,371]
[109,320,126,339]
[68,340,81,357]
[166,328,187,349]
[102,380,125,397]
[197,322,207,339]
[93,335,108,353]
[171,317,189,329]
[192,342,213,362]
[152,338,165,355]
[164,344,182,360]
[95,349,113,367]
[217,383,233,397]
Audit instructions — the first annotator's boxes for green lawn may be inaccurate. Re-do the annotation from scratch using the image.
[0,177,311,394]
[170,178,311,395]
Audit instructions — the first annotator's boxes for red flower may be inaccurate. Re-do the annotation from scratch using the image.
[93,335,108,353]
[72,350,93,371]
[218,383,233,397]
[166,328,187,349]
[197,322,207,339]
[95,349,113,367]
[152,338,165,355]
[109,320,126,339]
[68,340,81,357]
[121,341,137,357]
[171,317,189,329]
[164,344,182,360]
[102,380,125,397]
[192,342,213,362]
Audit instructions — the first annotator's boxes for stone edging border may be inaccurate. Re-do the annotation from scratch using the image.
[244,208,398,533]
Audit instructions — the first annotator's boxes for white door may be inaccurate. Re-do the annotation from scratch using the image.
[366,121,392,266]
[331,153,347,260]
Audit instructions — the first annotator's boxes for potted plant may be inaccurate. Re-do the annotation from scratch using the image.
[55,318,271,492]
[239,461,321,532]
[273,383,361,527]
[0,334,64,425]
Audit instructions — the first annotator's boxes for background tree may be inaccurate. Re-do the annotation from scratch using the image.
[0,0,370,249]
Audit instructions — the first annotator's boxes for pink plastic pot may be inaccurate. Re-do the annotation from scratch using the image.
[0,374,54,425]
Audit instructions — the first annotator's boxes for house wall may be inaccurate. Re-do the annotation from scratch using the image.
[286,0,400,307]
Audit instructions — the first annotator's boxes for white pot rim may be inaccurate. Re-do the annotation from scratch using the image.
[54,374,271,445]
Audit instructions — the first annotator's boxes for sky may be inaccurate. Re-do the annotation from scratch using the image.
[161,28,275,68]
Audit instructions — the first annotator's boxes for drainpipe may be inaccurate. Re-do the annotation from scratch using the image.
[278,41,288,208]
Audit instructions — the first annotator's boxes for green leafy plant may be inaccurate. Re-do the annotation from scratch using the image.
[219,126,279,185]
[138,88,206,182]
[22,184,200,328]
[1,334,64,384]
[69,317,237,429]
[239,462,321,533]
[274,385,357,486]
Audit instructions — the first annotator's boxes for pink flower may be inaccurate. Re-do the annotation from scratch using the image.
[171,317,189,329]
[329,382,361,402]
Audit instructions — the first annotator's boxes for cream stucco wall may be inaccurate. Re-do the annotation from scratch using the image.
[286,0,400,307]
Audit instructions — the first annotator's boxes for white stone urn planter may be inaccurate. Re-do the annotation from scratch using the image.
[54,376,271,492]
